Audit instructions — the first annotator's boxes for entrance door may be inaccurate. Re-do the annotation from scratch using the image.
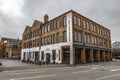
[35,52,39,61]
[23,52,26,60]
[46,53,50,63]
[85,49,90,63]
[63,49,70,64]
[75,49,81,64]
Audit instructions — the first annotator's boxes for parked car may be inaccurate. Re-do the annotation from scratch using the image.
[115,56,120,59]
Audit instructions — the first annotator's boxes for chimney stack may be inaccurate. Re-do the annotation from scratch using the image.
[44,14,49,23]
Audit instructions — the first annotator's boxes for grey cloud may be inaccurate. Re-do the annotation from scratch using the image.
[0,0,120,42]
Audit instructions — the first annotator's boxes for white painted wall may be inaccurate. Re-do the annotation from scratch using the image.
[66,12,73,65]
[21,47,39,61]
[40,42,71,63]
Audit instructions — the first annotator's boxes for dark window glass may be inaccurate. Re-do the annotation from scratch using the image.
[63,31,67,42]
[41,51,44,60]
[63,16,67,26]
[74,30,78,42]
[59,50,60,61]
[56,33,59,43]
[74,16,77,25]
[52,50,56,60]
[78,31,82,42]
[77,18,81,26]
[47,36,50,45]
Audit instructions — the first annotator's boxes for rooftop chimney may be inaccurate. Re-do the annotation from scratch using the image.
[44,14,49,23]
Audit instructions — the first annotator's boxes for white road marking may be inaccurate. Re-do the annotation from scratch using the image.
[7,71,45,75]
[4,68,48,73]
[73,70,96,74]
[95,74,120,80]
[110,69,120,72]
[9,74,56,80]
[4,67,71,73]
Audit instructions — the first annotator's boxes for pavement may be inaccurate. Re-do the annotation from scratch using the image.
[0,59,70,71]
[0,60,120,80]
[0,59,120,71]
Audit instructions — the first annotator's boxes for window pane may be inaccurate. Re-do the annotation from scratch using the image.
[53,21,56,29]
[59,50,60,60]
[63,31,67,42]
[74,30,78,42]
[63,16,67,26]
[41,51,44,60]
[45,26,47,33]
[87,34,90,44]
[52,50,56,60]
[74,16,77,25]
[78,18,81,26]
[48,24,50,32]
[87,22,90,29]
[83,20,86,28]
[56,33,59,43]
[84,34,86,43]
[47,36,50,44]
[57,20,59,28]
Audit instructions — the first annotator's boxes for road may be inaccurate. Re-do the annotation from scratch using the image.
[1,62,120,80]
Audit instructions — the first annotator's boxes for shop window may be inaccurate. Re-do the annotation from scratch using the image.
[59,50,60,61]
[52,50,56,60]
[41,51,44,60]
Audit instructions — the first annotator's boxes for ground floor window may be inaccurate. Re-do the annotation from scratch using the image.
[59,50,60,61]
[52,50,56,60]
[41,51,44,60]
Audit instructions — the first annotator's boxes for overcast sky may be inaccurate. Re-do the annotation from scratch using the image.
[0,0,120,43]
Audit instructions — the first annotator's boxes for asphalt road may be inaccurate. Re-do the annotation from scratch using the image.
[0,60,120,80]
[1,61,120,80]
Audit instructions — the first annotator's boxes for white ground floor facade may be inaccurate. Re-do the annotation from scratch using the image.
[21,42,71,64]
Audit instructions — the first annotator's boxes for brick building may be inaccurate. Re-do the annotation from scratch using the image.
[0,37,22,59]
[21,10,112,65]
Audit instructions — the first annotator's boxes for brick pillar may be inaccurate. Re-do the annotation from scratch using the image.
[107,52,110,61]
[81,48,86,64]
[96,50,100,62]
[110,52,112,60]
[102,51,105,61]
[90,49,94,63]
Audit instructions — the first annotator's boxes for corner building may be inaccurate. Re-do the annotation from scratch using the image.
[21,10,112,65]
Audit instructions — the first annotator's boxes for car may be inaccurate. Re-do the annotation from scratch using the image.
[115,56,120,59]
